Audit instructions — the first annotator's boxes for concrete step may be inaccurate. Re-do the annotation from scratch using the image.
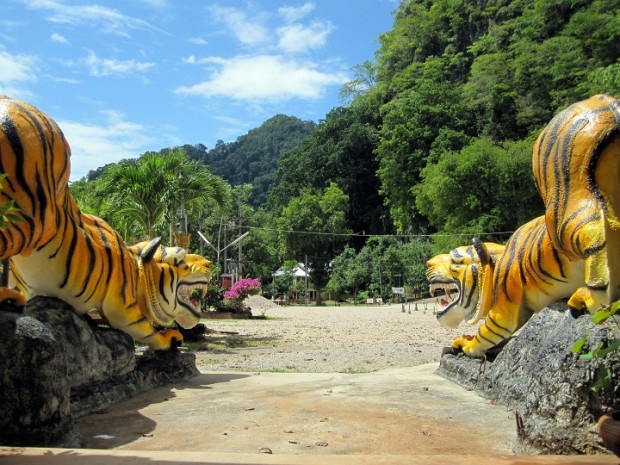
[1,448,618,465]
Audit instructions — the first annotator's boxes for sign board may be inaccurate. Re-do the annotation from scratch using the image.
[392,287,405,295]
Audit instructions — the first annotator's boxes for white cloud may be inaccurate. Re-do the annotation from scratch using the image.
[22,0,163,37]
[0,50,38,84]
[208,5,269,46]
[83,50,155,77]
[0,50,38,99]
[278,3,315,23]
[175,54,347,103]
[51,32,69,43]
[277,20,333,54]
[137,0,168,7]
[182,55,215,65]
[189,37,207,45]
[60,110,173,181]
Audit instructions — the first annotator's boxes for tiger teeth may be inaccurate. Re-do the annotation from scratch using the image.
[178,284,207,303]
[429,283,458,298]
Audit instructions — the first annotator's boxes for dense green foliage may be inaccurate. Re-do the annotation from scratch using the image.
[374,0,620,235]
[69,0,620,301]
[269,105,390,248]
[182,115,315,207]
[71,150,231,244]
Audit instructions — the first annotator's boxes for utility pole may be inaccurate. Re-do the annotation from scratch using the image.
[238,197,243,280]
[304,254,308,305]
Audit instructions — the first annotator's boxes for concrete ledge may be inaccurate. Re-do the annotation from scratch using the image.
[1,447,618,465]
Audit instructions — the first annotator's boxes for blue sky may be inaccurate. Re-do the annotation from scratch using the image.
[1,0,398,181]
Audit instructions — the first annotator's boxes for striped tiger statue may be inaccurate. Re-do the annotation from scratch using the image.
[427,216,585,357]
[0,96,211,350]
[533,94,620,314]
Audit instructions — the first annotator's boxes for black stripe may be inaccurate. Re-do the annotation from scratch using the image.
[59,217,78,288]
[168,266,175,300]
[129,316,147,326]
[0,109,36,210]
[75,230,96,298]
[487,315,511,335]
[158,267,170,305]
[114,232,128,302]
[95,220,114,289]
[139,329,158,341]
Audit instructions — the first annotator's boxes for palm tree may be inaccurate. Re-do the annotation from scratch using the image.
[100,149,231,243]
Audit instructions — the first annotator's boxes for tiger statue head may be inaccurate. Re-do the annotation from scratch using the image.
[130,239,212,330]
[426,242,505,329]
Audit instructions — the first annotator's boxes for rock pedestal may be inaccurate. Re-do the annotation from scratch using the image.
[438,303,620,455]
[0,296,199,447]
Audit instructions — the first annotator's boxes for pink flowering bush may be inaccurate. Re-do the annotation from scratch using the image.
[220,278,262,312]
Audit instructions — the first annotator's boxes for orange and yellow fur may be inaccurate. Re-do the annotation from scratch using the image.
[533,94,620,314]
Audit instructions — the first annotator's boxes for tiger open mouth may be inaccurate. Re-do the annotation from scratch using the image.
[429,281,460,315]
[177,283,209,314]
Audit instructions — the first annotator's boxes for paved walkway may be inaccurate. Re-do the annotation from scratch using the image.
[1,448,617,465]
[72,364,516,456]
[3,364,617,464]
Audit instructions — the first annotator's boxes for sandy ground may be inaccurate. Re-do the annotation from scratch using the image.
[194,296,478,373]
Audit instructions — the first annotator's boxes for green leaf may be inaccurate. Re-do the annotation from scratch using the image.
[596,338,620,358]
[570,334,588,354]
[591,307,614,324]
[591,366,613,393]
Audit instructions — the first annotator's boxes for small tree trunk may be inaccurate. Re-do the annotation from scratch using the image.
[315,287,322,306]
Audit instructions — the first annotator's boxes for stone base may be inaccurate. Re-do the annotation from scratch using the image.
[0,296,199,448]
[437,303,620,455]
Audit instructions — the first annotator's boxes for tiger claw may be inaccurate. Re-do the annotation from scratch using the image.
[441,346,459,357]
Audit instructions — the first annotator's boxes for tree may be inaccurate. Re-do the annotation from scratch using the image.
[97,150,230,244]
[326,245,367,302]
[270,105,389,245]
[200,115,315,207]
[278,183,351,304]
[414,136,543,252]
[375,62,472,233]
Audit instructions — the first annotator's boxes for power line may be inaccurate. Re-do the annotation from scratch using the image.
[238,224,515,239]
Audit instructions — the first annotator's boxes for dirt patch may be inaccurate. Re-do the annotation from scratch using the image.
[192,300,480,373]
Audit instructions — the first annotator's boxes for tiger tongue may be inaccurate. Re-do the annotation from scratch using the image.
[440,298,449,307]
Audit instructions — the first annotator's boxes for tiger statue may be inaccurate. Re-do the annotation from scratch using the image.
[533,94,620,314]
[0,96,211,350]
[427,216,585,357]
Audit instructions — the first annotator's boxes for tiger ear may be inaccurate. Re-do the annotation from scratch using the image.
[472,237,491,266]
[140,237,162,264]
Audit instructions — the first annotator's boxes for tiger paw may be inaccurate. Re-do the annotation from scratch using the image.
[154,328,184,351]
[567,287,604,316]
[0,287,26,308]
[452,335,485,358]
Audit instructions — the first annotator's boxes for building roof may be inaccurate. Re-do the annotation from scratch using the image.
[273,262,310,278]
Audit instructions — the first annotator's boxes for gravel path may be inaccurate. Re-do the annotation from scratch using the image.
[195,296,478,373]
